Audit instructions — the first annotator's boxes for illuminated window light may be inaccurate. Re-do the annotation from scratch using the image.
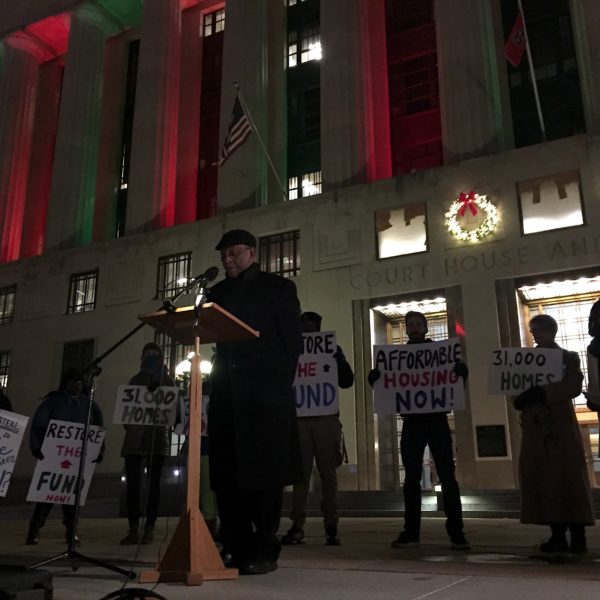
[173,469,180,477]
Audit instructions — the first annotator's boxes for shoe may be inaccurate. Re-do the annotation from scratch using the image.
[570,538,588,554]
[539,535,569,553]
[391,531,420,548]
[239,559,278,575]
[281,526,305,545]
[325,526,340,546]
[25,525,39,545]
[66,533,81,546]
[120,529,139,545]
[450,534,471,550]
[141,525,154,544]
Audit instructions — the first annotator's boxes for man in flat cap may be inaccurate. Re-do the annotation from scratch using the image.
[208,229,303,575]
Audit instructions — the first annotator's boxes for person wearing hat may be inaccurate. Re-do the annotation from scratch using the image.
[26,368,104,545]
[208,228,303,575]
[119,342,174,545]
[281,311,354,547]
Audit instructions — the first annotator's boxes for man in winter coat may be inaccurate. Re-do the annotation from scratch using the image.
[120,342,174,545]
[208,229,303,575]
[26,368,104,545]
[515,314,594,554]
[368,311,470,550]
[281,311,354,546]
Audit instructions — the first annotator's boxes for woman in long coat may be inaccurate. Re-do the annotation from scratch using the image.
[515,314,594,554]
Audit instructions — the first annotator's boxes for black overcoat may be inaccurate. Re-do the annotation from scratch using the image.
[208,262,303,491]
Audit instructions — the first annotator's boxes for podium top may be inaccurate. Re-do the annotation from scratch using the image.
[139,302,260,345]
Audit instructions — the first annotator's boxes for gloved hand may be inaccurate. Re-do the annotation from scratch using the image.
[513,386,545,411]
[147,381,160,393]
[367,369,381,388]
[453,360,469,380]
[32,449,44,461]
[92,453,103,464]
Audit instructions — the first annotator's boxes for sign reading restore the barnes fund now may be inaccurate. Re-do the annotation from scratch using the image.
[487,347,563,395]
[293,331,339,417]
[27,419,105,505]
[112,385,178,426]
[373,338,465,415]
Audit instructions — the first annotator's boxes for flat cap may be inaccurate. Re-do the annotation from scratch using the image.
[215,229,257,250]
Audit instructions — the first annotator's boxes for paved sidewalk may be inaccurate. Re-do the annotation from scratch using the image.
[1,516,599,599]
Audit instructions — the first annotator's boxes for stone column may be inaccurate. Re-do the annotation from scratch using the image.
[45,6,118,251]
[0,36,45,262]
[126,0,182,233]
[435,0,511,164]
[217,0,286,212]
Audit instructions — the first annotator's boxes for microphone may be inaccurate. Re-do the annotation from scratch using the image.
[194,266,219,283]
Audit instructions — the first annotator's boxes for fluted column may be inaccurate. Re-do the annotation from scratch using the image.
[0,36,45,262]
[435,0,510,163]
[126,0,182,233]
[45,7,117,252]
[217,0,286,211]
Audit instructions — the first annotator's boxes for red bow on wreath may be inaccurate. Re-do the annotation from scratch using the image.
[458,191,478,216]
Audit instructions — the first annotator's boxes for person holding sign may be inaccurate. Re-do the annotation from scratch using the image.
[119,342,174,545]
[281,311,354,547]
[585,299,600,414]
[26,368,104,545]
[208,229,303,576]
[368,311,470,550]
[514,314,594,554]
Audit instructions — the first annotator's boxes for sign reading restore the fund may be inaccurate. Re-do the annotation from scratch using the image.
[293,331,339,417]
[372,338,465,415]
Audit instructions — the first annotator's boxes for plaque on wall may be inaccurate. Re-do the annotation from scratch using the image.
[476,425,507,458]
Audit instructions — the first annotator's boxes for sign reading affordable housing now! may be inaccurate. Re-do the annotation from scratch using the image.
[0,410,29,497]
[293,331,339,417]
[112,385,178,426]
[487,347,564,395]
[372,338,465,415]
[27,419,105,506]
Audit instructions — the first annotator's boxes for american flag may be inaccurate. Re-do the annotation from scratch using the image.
[218,93,253,166]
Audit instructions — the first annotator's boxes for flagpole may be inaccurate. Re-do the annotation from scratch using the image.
[517,0,546,141]
[233,83,289,202]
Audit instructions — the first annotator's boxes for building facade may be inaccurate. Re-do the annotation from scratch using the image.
[1,0,600,495]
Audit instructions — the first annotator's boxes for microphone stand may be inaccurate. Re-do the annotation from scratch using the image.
[30,269,218,579]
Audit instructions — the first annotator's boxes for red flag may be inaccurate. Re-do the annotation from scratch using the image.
[504,11,526,67]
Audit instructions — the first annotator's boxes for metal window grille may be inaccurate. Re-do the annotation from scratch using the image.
[0,351,10,388]
[62,339,95,376]
[259,231,300,278]
[67,271,98,314]
[300,27,321,63]
[156,252,192,300]
[0,285,16,325]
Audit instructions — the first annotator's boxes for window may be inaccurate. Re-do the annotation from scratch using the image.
[518,171,584,235]
[62,339,95,376]
[288,170,321,200]
[259,231,300,278]
[204,8,225,37]
[0,351,10,389]
[288,0,309,5]
[67,270,98,314]
[0,285,16,325]
[375,203,428,258]
[288,27,321,68]
[156,252,192,300]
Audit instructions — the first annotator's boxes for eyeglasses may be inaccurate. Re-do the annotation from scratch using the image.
[219,246,251,261]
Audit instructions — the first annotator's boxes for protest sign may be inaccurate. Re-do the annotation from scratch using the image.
[173,394,209,437]
[488,347,563,394]
[293,331,339,417]
[112,384,178,426]
[372,338,465,415]
[0,410,29,497]
[27,419,105,505]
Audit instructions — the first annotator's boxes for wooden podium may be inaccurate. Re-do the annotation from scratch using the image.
[137,302,259,585]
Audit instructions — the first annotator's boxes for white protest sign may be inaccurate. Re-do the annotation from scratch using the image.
[173,394,209,437]
[488,347,563,395]
[27,419,105,505]
[293,331,339,417]
[0,410,29,497]
[373,338,465,415]
[112,385,178,426]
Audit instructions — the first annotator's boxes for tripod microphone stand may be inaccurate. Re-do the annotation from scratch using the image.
[30,267,220,578]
